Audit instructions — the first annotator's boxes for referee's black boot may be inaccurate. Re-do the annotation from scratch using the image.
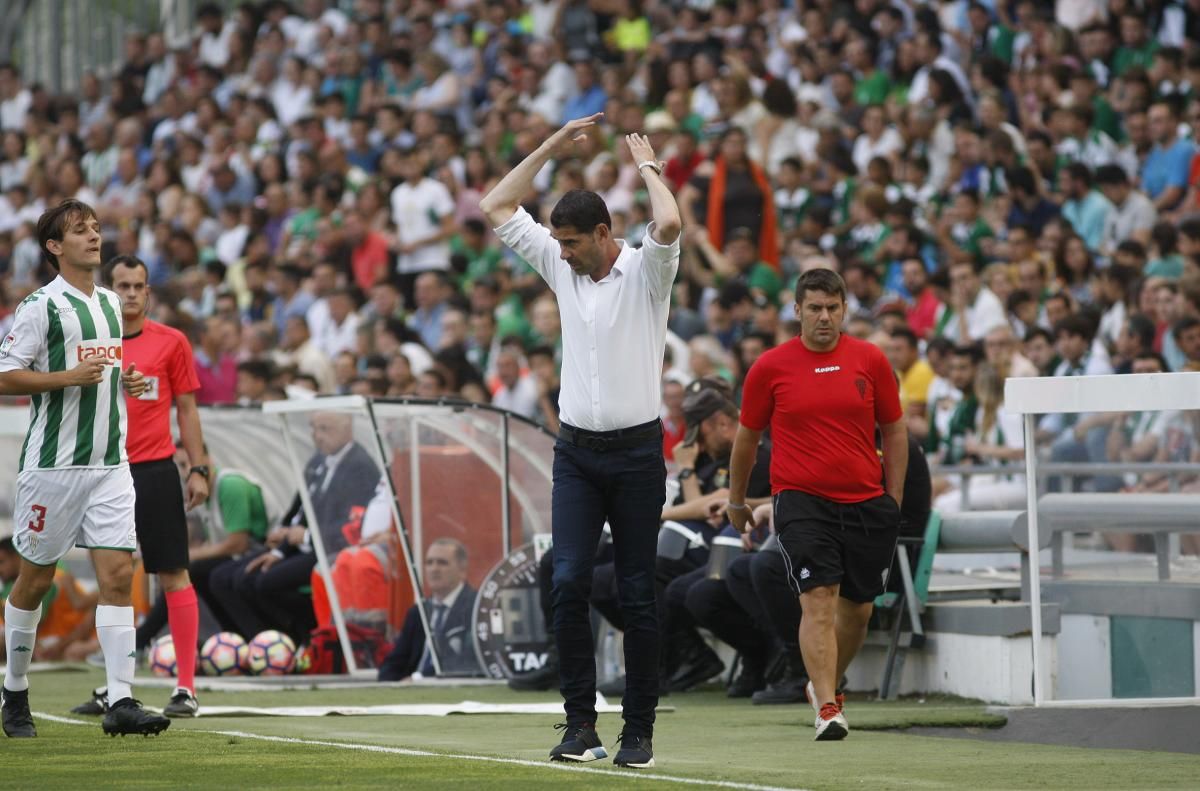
[102,698,170,737]
[2,687,36,737]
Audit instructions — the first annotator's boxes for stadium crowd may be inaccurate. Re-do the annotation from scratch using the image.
[0,0,1196,505]
[4,0,1200,695]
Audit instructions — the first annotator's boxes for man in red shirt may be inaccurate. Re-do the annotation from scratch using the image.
[346,209,392,293]
[84,255,211,718]
[727,268,907,742]
[901,258,941,340]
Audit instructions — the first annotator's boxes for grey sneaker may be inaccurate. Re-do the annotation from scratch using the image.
[163,688,198,718]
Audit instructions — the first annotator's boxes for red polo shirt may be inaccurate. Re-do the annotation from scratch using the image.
[740,334,903,503]
[123,320,200,464]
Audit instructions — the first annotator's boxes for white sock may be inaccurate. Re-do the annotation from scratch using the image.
[95,605,135,704]
[3,601,41,693]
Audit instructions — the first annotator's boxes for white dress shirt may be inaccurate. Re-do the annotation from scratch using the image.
[494,208,680,431]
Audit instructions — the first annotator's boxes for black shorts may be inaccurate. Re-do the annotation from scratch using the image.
[773,490,900,603]
[131,458,190,574]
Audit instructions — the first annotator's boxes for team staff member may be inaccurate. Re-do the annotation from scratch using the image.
[727,268,907,741]
[481,114,681,769]
[108,255,210,718]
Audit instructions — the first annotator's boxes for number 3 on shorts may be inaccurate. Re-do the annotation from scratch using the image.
[28,503,47,533]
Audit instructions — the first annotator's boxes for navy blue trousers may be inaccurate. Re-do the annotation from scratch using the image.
[551,430,665,737]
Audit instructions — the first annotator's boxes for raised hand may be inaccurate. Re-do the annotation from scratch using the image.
[625,133,662,173]
[546,113,603,159]
[121,362,147,397]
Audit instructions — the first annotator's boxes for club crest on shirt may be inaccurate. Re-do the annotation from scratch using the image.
[137,375,160,401]
[855,378,867,399]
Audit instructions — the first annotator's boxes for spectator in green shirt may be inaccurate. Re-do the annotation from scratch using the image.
[937,189,995,266]
[847,35,890,107]
[451,217,505,288]
[1112,12,1159,77]
[691,225,783,305]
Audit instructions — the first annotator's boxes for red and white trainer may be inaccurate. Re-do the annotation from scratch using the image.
[814,702,849,741]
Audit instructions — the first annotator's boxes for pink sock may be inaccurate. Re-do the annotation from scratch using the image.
[165,586,199,694]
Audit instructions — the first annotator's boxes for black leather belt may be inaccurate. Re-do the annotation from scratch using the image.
[558,419,662,452]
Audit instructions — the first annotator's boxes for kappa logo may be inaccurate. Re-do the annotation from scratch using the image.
[12,645,31,653]
[814,365,841,374]
[77,342,122,364]
[800,567,811,580]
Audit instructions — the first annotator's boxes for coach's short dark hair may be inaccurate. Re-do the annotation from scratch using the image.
[549,189,612,234]
[795,268,847,303]
[104,254,148,285]
[37,199,98,271]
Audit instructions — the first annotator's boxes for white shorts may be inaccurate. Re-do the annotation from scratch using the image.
[12,465,137,566]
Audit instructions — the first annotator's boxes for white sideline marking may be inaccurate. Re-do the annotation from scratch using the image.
[33,712,92,726]
[36,712,805,791]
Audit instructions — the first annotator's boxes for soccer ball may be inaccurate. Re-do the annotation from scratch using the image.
[200,631,248,676]
[293,644,312,674]
[246,630,297,675]
[149,635,177,678]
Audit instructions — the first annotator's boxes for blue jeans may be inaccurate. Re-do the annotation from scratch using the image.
[551,429,665,737]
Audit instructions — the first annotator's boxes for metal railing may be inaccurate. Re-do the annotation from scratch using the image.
[931,461,1200,511]
[12,0,239,94]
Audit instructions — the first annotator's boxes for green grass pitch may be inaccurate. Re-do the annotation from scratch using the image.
[8,668,1199,790]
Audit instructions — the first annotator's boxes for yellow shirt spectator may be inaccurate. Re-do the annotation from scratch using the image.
[899,358,935,412]
[612,17,651,52]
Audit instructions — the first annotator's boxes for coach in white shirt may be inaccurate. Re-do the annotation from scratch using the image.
[481,113,680,769]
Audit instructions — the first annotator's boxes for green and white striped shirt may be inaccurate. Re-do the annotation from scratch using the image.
[0,276,127,471]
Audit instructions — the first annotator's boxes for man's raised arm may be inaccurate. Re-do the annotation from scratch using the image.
[479,113,604,228]
[625,133,681,245]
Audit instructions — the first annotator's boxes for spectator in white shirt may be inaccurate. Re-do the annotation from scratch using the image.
[389,148,457,303]
[1095,163,1156,259]
[941,261,1008,343]
[0,63,31,132]
[312,288,361,359]
[196,2,235,69]
[479,115,680,763]
[852,105,903,176]
[491,348,540,419]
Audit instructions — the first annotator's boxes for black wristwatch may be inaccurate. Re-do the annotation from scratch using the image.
[677,468,695,482]
[189,465,211,481]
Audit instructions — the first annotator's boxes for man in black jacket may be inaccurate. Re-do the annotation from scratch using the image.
[209,412,380,642]
[379,538,479,680]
